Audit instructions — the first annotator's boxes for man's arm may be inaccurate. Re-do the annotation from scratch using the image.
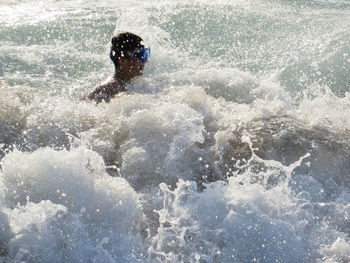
[87,80,125,103]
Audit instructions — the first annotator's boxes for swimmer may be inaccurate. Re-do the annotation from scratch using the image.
[87,32,150,103]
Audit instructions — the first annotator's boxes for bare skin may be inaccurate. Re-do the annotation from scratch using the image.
[88,54,145,103]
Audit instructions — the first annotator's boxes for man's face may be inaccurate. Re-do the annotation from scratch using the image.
[128,56,145,76]
[118,49,145,79]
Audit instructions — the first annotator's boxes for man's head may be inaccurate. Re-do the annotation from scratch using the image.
[110,32,150,81]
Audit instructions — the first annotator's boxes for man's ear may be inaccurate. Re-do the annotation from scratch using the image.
[117,57,124,66]
[118,57,128,63]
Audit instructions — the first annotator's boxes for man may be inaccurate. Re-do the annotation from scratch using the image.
[87,32,150,103]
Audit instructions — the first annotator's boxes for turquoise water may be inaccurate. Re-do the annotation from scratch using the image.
[1,0,350,262]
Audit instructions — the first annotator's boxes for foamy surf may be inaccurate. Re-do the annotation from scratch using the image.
[1,0,350,262]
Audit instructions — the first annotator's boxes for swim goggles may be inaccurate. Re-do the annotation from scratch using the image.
[130,47,151,63]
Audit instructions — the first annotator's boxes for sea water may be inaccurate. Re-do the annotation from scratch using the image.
[0,0,350,262]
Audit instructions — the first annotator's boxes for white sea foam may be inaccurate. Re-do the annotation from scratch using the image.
[1,0,350,262]
[0,147,145,262]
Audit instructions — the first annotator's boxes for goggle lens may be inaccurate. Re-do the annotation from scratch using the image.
[133,48,151,63]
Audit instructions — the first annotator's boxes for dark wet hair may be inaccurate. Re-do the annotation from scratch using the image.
[110,32,144,67]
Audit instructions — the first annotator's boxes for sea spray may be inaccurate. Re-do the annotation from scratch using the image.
[0,147,146,262]
[1,0,350,262]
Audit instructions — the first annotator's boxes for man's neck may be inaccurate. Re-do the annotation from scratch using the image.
[113,68,132,85]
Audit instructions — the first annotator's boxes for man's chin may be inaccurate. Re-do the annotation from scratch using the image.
[131,71,143,80]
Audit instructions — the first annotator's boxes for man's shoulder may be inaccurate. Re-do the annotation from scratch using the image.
[87,79,125,103]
